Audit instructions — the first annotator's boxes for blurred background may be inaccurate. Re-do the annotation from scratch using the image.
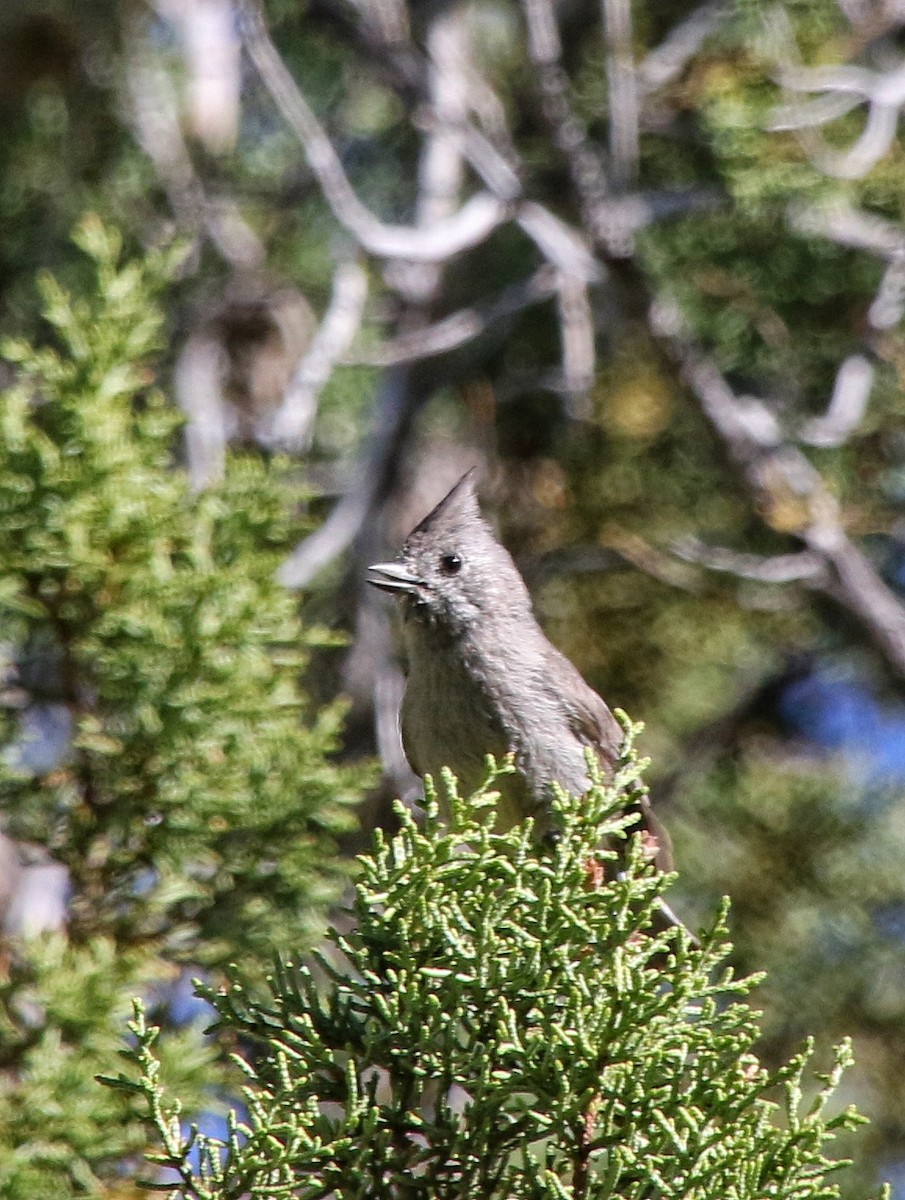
[2,0,905,1193]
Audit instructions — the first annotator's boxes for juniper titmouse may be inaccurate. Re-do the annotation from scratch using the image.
[367,471,673,874]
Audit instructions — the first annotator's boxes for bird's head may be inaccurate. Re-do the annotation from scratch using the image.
[367,471,532,638]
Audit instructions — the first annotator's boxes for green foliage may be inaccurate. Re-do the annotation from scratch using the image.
[0,222,367,1196]
[114,735,876,1199]
[0,217,361,961]
[673,748,905,1173]
[0,935,215,1200]
[0,0,902,1191]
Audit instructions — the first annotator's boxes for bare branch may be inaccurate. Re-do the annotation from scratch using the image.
[122,10,263,268]
[174,332,229,491]
[788,200,905,328]
[650,296,905,680]
[869,252,905,329]
[788,199,905,259]
[520,0,712,256]
[606,531,704,592]
[653,303,785,451]
[278,368,420,589]
[458,120,523,202]
[555,271,596,405]
[388,5,472,302]
[638,1,729,93]
[347,0,411,46]
[462,66,522,167]
[672,536,827,583]
[764,7,905,178]
[518,205,605,282]
[373,661,411,782]
[153,0,242,154]
[265,259,369,451]
[520,0,619,250]
[280,4,479,589]
[798,353,874,447]
[430,48,612,280]
[345,267,557,367]
[601,0,640,189]
[278,477,373,590]
[238,0,508,264]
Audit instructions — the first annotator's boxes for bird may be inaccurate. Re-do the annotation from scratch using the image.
[366,470,674,876]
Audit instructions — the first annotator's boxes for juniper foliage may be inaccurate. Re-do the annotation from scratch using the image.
[113,730,880,1200]
[0,221,365,1198]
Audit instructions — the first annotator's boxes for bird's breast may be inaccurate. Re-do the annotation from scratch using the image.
[399,627,593,830]
[401,636,509,798]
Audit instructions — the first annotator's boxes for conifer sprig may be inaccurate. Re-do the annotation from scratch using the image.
[112,732,878,1199]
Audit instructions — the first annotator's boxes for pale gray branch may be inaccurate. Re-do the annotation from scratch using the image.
[390,5,472,302]
[798,353,874,447]
[601,0,640,189]
[516,204,604,282]
[672,536,827,583]
[651,295,905,680]
[278,367,419,589]
[153,0,242,153]
[555,271,596,405]
[764,7,905,178]
[280,3,478,589]
[122,11,263,268]
[788,201,905,330]
[869,252,905,329]
[768,91,865,131]
[347,0,410,45]
[175,332,229,491]
[638,1,729,93]
[458,120,523,202]
[238,0,508,264]
[520,0,617,250]
[345,268,557,367]
[266,259,369,452]
[788,200,905,259]
[278,477,373,589]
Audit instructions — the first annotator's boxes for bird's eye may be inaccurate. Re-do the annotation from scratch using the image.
[439,553,462,575]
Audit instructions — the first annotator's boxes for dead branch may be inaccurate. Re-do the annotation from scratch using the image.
[601,0,640,189]
[266,259,369,451]
[637,1,729,93]
[789,200,905,330]
[122,9,263,268]
[798,354,874,448]
[152,0,242,154]
[344,267,557,367]
[280,3,478,590]
[175,332,229,491]
[650,295,905,679]
[764,6,905,178]
[520,0,617,250]
[672,537,827,584]
[555,271,596,405]
[237,0,508,265]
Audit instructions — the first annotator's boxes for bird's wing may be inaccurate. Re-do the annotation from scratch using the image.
[399,713,424,779]
[545,646,623,768]
[549,647,674,872]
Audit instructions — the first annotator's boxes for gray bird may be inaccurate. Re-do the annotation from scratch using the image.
[367,471,672,873]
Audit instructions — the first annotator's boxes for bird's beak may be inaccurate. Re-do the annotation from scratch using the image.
[366,561,423,596]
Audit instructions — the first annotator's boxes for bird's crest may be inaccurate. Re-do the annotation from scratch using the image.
[408,468,482,541]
